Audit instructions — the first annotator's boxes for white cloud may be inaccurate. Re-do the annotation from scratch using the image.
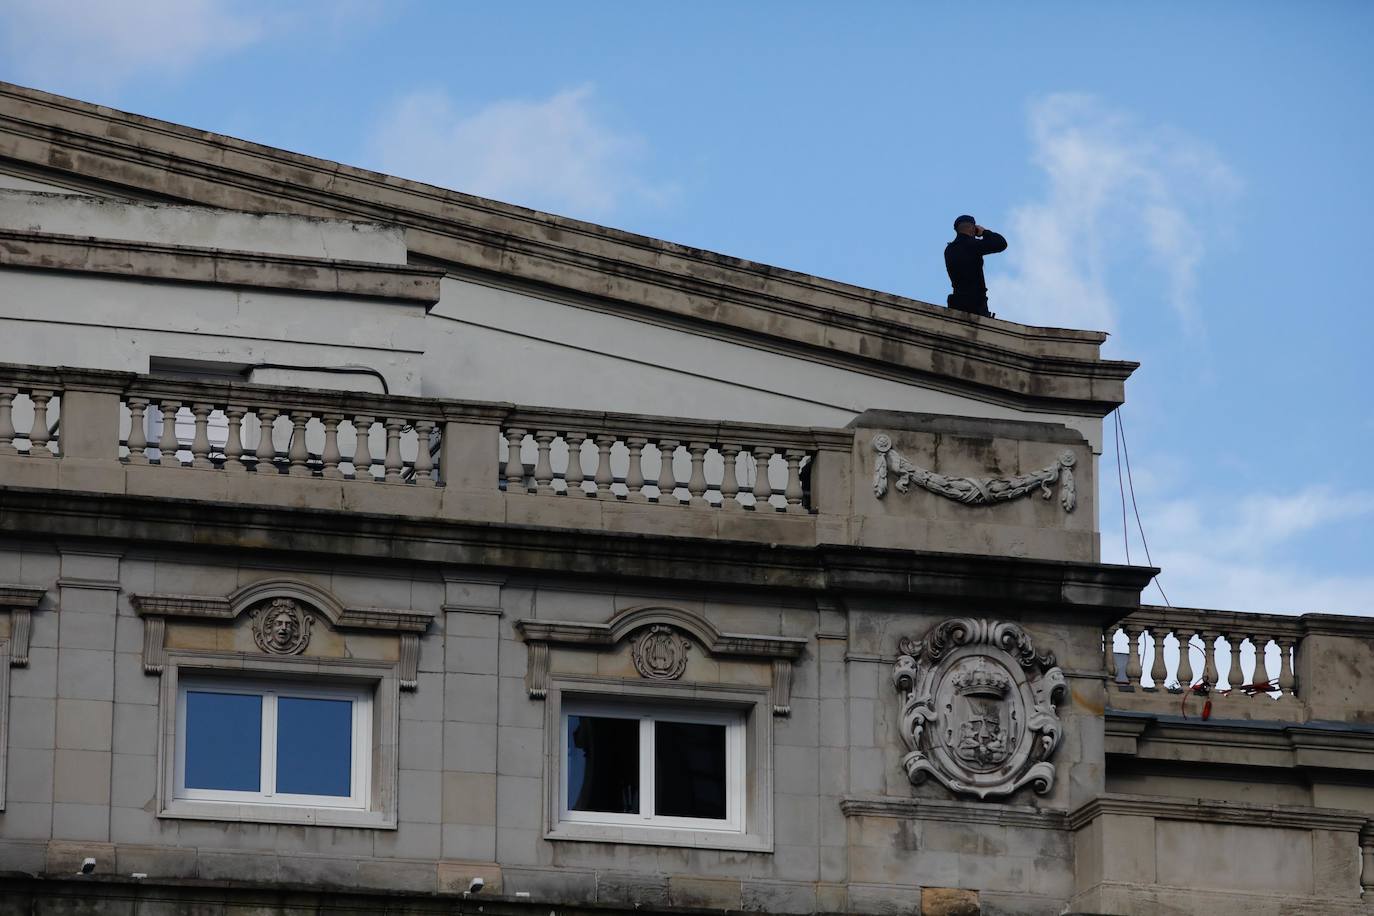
[366,86,674,219]
[1104,483,1374,615]
[990,94,1240,333]
[0,0,262,92]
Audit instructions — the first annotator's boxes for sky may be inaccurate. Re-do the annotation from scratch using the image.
[1,1,1371,615]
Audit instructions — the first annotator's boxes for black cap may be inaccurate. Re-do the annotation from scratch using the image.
[954,215,976,229]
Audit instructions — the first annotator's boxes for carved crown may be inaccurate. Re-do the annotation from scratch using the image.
[952,667,1010,698]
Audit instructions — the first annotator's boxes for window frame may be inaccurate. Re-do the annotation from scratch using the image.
[174,675,372,810]
[543,676,774,852]
[156,651,399,829]
[560,697,745,833]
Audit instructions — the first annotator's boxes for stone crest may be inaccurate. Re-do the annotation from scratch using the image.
[891,618,1066,799]
[250,597,313,655]
[872,433,1076,513]
[630,624,691,680]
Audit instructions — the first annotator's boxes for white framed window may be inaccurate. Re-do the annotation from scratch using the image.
[560,697,746,833]
[175,677,371,811]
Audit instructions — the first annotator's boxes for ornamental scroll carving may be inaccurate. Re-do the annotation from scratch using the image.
[872,434,1076,513]
[250,597,313,655]
[631,625,691,680]
[891,618,1067,800]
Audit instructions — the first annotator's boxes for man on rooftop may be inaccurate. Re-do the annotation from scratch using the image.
[944,215,1007,318]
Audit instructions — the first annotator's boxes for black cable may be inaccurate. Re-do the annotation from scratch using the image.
[1117,408,1172,607]
[1113,409,1131,565]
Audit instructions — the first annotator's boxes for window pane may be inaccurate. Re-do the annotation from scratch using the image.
[185,691,262,792]
[276,696,354,797]
[654,720,727,820]
[567,715,639,813]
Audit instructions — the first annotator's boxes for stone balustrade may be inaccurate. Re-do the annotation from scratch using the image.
[499,409,819,511]
[1106,605,1301,696]
[119,376,441,484]
[0,376,59,457]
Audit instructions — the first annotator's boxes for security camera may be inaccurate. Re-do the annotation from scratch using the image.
[78,858,96,875]
[468,877,485,894]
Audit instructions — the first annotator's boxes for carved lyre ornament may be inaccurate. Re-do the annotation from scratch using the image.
[892,618,1067,800]
[872,434,1076,513]
[250,597,313,655]
[631,624,692,680]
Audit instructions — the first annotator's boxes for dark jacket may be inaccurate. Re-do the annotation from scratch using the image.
[944,230,1008,306]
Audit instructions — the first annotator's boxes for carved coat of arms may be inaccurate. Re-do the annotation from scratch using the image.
[892,618,1066,799]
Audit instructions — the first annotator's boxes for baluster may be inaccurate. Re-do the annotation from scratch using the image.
[1148,627,1167,690]
[1226,633,1245,690]
[190,403,214,469]
[320,413,343,479]
[719,443,742,509]
[285,411,311,477]
[624,436,646,502]
[1123,626,1142,688]
[504,427,527,493]
[413,420,436,487]
[1277,636,1297,696]
[1250,633,1270,689]
[223,406,246,472]
[687,441,710,506]
[562,431,586,496]
[0,388,16,456]
[383,418,405,484]
[656,439,680,505]
[1104,627,1118,684]
[29,391,53,456]
[125,398,149,465]
[593,434,615,499]
[255,408,279,473]
[1176,630,1195,689]
[752,447,775,511]
[784,449,806,512]
[532,430,556,495]
[158,401,181,467]
[350,415,375,481]
[1202,631,1220,686]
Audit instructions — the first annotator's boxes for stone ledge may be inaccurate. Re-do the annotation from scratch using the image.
[0,228,445,304]
[840,795,1070,830]
[1067,791,1372,832]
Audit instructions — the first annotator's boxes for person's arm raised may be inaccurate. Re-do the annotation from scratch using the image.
[977,229,1008,254]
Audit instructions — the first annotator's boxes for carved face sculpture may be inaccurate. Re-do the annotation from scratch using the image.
[251,597,312,655]
[268,606,298,650]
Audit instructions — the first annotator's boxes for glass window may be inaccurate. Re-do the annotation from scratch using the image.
[176,678,370,810]
[561,700,744,832]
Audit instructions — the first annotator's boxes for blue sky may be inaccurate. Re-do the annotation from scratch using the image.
[3,1,1371,614]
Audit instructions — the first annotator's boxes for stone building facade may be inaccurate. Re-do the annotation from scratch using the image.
[0,81,1370,915]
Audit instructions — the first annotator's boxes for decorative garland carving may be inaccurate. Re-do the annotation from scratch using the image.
[250,597,313,655]
[630,624,691,680]
[892,618,1066,800]
[872,434,1076,513]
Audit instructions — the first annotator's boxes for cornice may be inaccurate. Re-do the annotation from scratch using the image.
[0,485,1155,614]
[0,81,1136,416]
[840,795,1069,830]
[0,228,443,305]
[1067,792,1371,832]
[1104,710,1374,772]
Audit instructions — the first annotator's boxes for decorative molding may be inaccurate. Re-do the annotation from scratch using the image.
[840,795,1069,830]
[772,659,794,716]
[398,633,420,690]
[630,625,691,680]
[517,605,806,715]
[892,618,1067,800]
[55,577,122,592]
[872,433,1076,513]
[526,641,550,699]
[131,579,433,690]
[1067,793,1373,833]
[0,586,45,668]
[142,616,166,675]
[250,598,312,656]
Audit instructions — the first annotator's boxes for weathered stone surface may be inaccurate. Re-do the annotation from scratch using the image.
[921,887,980,916]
